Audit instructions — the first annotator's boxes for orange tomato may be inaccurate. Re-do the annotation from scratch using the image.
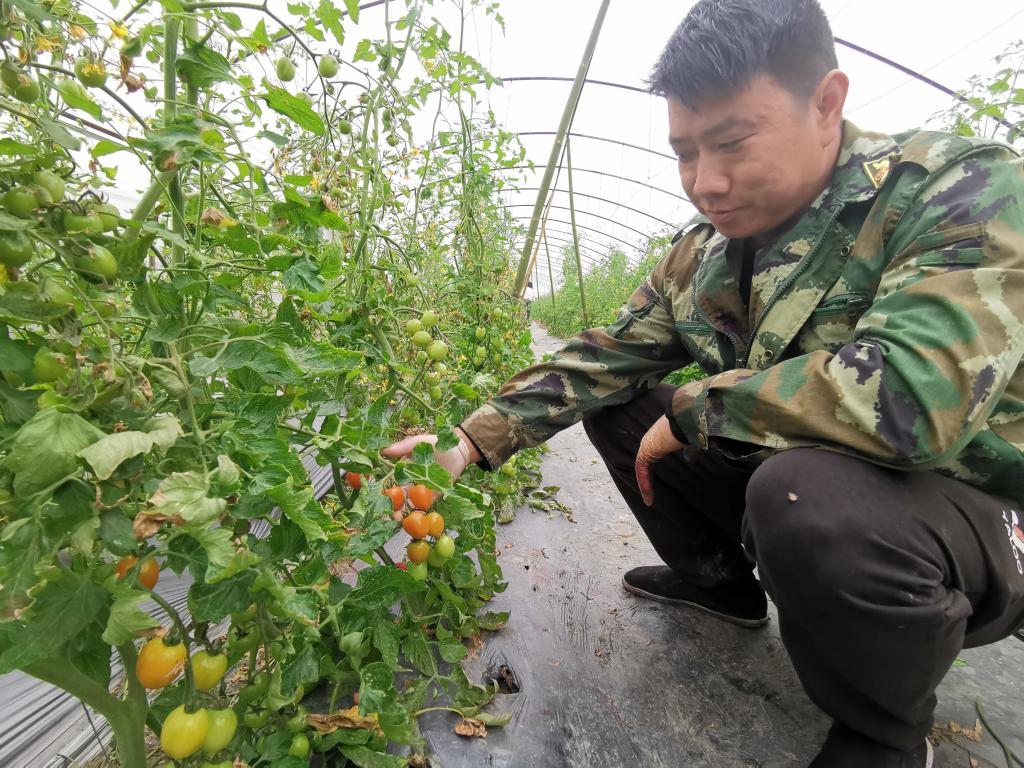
[402,511,430,539]
[344,472,362,490]
[424,511,445,539]
[408,484,433,511]
[406,540,430,563]
[116,555,160,590]
[383,486,405,511]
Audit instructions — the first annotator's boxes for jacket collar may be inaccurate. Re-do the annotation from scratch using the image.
[830,120,901,203]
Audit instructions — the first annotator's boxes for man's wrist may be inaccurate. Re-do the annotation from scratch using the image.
[454,427,484,464]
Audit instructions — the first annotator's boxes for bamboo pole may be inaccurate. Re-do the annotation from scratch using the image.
[512,0,612,296]
[565,139,589,327]
[544,231,556,310]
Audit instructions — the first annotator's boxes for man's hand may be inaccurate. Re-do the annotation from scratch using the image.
[380,427,481,482]
[635,415,686,507]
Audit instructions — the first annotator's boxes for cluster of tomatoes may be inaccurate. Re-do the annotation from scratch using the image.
[345,471,457,579]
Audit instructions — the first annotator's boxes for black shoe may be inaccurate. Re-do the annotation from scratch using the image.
[809,723,933,768]
[621,565,769,628]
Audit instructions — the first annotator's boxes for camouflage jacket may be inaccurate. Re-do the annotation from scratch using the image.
[460,121,1024,506]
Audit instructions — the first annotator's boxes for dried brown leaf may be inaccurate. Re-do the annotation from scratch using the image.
[307,707,383,736]
[454,717,487,738]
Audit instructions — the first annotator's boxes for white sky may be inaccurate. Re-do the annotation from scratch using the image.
[81,0,1024,287]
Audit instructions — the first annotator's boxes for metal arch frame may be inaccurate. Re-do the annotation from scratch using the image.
[504,204,659,241]
[517,131,677,162]
[495,165,687,201]
[514,233,610,265]
[499,75,649,95]
[507,215,646,251]
[504,187,676,227]
[527,227,640,260]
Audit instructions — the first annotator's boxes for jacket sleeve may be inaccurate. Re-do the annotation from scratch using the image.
[459,244,695,470]
[669,145,1024,469]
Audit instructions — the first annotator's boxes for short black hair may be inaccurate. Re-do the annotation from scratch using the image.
[648,0,838,109]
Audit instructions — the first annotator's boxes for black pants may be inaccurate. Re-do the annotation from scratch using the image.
[582,385,1024,750]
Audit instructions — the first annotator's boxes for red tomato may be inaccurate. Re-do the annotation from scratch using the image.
[345,472,362,490]
[383,486,405,511]
[402,511,429,539]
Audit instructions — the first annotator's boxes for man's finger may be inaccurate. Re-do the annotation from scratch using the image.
[635,457,654,507]
[380,434,435,459]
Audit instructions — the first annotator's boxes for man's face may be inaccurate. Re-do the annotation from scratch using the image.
[667,74,838,240]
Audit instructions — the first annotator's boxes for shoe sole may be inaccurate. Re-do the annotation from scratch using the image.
[621,576,769,628]
[925,738,934,768]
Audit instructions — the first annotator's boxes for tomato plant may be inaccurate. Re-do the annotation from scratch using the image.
[0,0,529,764]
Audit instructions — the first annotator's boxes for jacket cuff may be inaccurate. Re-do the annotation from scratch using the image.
[669,380,710,448]
[458,402,519,471]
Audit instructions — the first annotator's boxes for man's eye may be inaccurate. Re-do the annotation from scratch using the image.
[677,152,696,163]
[718,138,745,152]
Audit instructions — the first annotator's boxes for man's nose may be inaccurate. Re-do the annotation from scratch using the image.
[689,157,731,201]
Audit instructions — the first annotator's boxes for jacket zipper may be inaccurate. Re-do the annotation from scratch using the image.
[812,294,869,317]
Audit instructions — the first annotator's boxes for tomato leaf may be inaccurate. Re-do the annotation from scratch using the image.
[175,43,233,89]
[0,409,104,496]
[102,584,160,645]
[352,566,420,611]
[149,471,226,525]
[318,0,346,44]
[189,571,256,622]
[399,626,435,676]
[262,87,325,136]
[37,116,82,150]
[79,416,183,480]
[339,745,407,768]
[477,610,509,631]
[55,80,103,119]
[0,572,107,673]
[282,644,320,694]
[372,617,400,668]
[98,508,137,556]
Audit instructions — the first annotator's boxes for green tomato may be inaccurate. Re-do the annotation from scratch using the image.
[405,318,422,336]
[3,186,38,218]
[276,57,296,82]
[0,230,34,266]
[12,76,39,103]
[415,350,428,365]
[40,277,75,306]
[408,561,428,580]
[32,171,66,204]
[1,63,23,91]
[27,184,52,208]
[500,462,516,477]
[56,77,89,105]
[475,327,486,340]
[63,210,103,234]
[201,708,238,755]
[474,346,486,359]
[91,202,120,231]
[161,705,209,761]
[493,307,506,320]
[288,733,311,759]
[434,534,456,559]
[401,406,421,426]
[317,55,339,78]
[425,370,441,386]
[339,118,352,135]
[228,624,261,655]
[426,548,447,569]
[243,705,270,729]
[428,385,442,403]
[492,352,503,365]
[75,244,118,281]
[285,706,307,733]
[420,309,438,329]
[33,347,66,383]
[74,57,108,88]
[386,134,399,147]
[426,340,448,361]
[434,362,448,376]
[411,330,432,348]
[191,650,228,691]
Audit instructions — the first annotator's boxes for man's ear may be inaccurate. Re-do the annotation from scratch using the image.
[814,70,849,142]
